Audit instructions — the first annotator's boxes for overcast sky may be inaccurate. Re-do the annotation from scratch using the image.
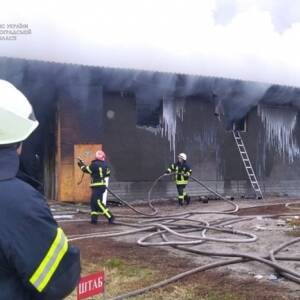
[1,0,300,87]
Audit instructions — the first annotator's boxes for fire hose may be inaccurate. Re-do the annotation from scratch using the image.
[60,173,300,299]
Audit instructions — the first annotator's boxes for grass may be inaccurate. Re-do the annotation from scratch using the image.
[133,287,244,300]
[64,257,282,300]
[65,257,158,300]
[286,217,300,237]
[287,218,300,227]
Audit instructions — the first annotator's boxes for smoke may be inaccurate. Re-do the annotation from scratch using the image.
[213,79,271,127]
[1,0,300,87]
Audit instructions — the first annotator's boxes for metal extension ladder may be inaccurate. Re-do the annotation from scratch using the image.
[232,130,263,199]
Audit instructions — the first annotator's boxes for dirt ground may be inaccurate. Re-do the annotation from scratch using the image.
[54,197,300,300]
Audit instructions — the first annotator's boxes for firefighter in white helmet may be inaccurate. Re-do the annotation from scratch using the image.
[165,153,192,206]
[0,80,80,299]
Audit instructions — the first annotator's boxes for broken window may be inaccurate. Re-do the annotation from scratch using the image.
[232,117,247,132]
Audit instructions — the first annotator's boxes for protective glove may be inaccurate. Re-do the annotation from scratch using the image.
[77,158,85,168]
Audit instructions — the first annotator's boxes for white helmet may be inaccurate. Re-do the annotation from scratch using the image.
[0,80,39,145]
[178,153,187,161]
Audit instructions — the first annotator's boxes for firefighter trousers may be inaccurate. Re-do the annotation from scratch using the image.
[176,184,190,206]
[90,187,114,224]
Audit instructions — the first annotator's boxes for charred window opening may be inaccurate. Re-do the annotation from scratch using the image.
[232,117,247,132]
[120,90,134,98]
[136,98,163,127]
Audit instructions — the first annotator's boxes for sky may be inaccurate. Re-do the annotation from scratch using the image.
[1,0,300,87]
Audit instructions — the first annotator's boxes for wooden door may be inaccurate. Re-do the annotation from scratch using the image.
[74,144,102,202]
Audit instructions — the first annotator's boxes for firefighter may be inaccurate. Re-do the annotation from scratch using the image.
[77,150,115,224]
[0,80,80,299]
[165,153,192,206]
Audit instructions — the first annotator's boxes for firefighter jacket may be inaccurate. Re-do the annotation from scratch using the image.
[166,161,192,185]
[0,147,81,300]
[78,159,111,187]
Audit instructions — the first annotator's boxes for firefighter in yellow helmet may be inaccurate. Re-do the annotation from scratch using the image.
[0,80,80,299]
[165,153,192,206]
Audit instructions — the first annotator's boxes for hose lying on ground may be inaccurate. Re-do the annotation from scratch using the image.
[55,174,300,299]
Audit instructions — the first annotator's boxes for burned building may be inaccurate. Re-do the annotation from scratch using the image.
[1,56,300,202]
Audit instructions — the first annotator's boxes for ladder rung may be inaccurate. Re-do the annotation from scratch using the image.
[233,130,263,198]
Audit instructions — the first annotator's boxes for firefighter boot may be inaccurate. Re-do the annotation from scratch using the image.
[178,198,183,206]
[108,215,115,224]
[91,215,98,225]
[185,195,191,205]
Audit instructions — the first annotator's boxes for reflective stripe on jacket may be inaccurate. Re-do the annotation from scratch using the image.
[166,161,192,185]
[0,147,80,300]
[80,159,111,187]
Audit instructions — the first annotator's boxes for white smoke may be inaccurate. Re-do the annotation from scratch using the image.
[1,0,300,87]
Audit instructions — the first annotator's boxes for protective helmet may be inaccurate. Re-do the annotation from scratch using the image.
[178,153,187,161]
[0,80,39,145]
[95,150,106,161]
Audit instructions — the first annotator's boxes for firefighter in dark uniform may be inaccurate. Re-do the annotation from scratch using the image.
[165,153,192,206]
[0,80,80,299]
[77,150,115,224]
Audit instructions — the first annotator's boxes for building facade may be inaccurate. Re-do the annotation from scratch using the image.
[1,57,300,202]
